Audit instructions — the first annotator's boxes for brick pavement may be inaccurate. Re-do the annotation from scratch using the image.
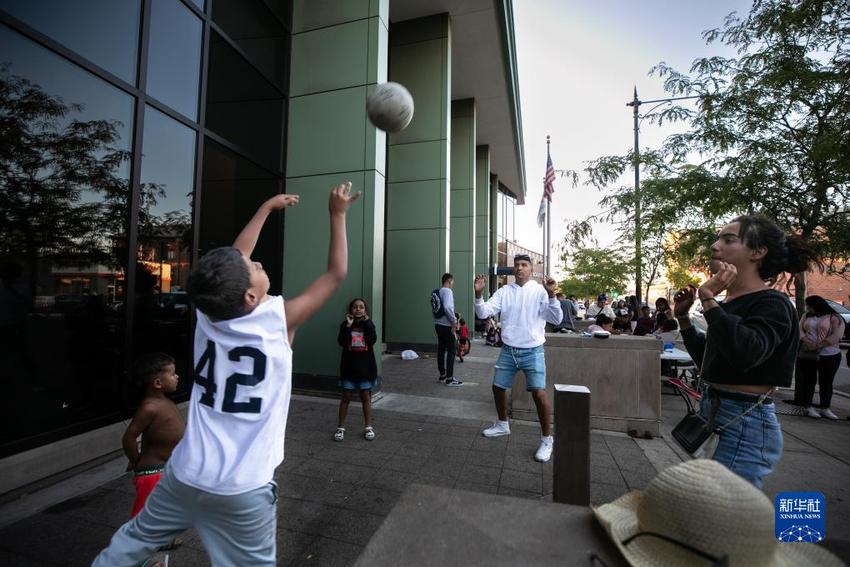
[0,340,659,566]
[8,340,847,564]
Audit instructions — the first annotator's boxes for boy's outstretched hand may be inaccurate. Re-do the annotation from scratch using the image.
[265,194,300,210]
[329,181,361,214]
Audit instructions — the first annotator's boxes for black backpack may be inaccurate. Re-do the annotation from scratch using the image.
[430,288,445,318]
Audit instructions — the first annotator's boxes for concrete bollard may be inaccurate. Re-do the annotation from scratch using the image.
[553,384,590,506]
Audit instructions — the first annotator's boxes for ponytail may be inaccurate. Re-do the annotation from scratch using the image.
[733,214,822,281]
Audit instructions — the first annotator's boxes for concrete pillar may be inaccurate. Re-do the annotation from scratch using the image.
[385,14,451,349]
[450,99,476,323]
[488,173,499,293]
[284,0,388,387]
[475,146,490,299]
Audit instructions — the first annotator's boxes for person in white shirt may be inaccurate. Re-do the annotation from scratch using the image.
[473,254,562,462]
[586,294,615,319]
[93,183,361,567]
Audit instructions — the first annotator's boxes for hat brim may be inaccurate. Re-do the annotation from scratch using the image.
[592,491,845,567]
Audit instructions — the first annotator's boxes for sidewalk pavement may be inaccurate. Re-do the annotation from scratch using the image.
[0,339,848,565]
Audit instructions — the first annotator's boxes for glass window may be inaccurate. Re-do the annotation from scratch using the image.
[135,106,196,396]
[212,0,288,92]
[0,24,134,455]
[200,139,283,294]
[0,0,141,84]
[206,31,284,172]
[146,0,202,120]
[188,0,204,10]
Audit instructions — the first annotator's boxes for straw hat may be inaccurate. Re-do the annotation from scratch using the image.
[593,459,845,567]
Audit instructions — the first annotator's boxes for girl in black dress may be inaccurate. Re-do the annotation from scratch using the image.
[334,298,378,441]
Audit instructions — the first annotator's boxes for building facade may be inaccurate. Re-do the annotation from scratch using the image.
[0,0,525,493]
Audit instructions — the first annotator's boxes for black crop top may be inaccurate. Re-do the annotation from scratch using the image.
[681,289,799,387]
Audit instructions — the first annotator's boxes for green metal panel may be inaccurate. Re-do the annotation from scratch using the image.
[450,216,473,251]
[385,229,447,345]
[449,250,475,321]
[290,20,369,97]
[475,145,491,292]
[386,180,447,231]
[385,14,451,347]
[287,86,367,177]
[286,4,387,381]
[450,187,474,218]
[388,40,447,145]
[449,100,476,325]
[283,172,366,378]
[292,0,371,33]
[386,141,444,183]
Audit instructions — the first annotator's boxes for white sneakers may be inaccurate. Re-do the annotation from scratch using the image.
[805,406,822,419]
[481,421,554,462]
[482,420,511,437]
[535,436,554,462]
[821,408,839,420]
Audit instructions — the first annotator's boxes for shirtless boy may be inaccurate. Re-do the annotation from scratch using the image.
[122,353,185,519]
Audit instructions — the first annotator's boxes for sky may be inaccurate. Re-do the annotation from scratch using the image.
[513,0,754,277]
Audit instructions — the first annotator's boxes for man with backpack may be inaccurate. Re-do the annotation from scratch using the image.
[432,273,462,386]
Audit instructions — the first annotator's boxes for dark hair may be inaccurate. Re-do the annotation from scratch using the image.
[348,297,369,315]
[733,214,820,281]
[459,318,466,326]
[641,305,650,313]
[804,295,836,317]
[134,352,175,386]
[187,247,250,320]
[655,297,669,310]
[661,318,679,332]
[442,273,453,284]
[595,314,613,326]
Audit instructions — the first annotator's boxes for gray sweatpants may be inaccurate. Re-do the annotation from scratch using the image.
[92,464,278,567]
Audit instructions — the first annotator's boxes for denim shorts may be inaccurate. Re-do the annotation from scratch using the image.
[339,377,379,391]
[493,345,546,391]
[699,387,783,489]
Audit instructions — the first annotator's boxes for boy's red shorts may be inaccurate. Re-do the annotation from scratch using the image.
[131,464,165,517]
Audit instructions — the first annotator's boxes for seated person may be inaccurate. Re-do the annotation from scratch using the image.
[633,306,654,336]
[587,313,614,334]
[613,299,632,332]
[586,294,615,319]
[656,318,680,345]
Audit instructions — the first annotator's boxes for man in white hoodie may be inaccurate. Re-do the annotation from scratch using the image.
[473,254,562,462]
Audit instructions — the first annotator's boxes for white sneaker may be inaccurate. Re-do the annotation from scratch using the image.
[805,406,821,419]
[482,420,511,437]
[820,408,839,420]
[535,436,554,462]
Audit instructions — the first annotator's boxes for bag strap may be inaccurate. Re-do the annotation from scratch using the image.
[707,388,776,433]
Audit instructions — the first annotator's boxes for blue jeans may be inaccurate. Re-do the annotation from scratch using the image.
[493,345,546,390]
[700,388,783,489]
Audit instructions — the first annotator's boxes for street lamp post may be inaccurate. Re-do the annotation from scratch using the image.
[626,88,699,304]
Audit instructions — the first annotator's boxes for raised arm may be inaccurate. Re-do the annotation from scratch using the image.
[541,276,562,325]
[285,182,360,344]
[233,194,300,257]
[473,274,502,319]
[674,285,706,368]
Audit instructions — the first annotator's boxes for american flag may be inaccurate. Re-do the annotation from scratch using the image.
[536,147,555,227]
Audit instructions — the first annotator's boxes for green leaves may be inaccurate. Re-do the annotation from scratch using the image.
[572,0,850,294]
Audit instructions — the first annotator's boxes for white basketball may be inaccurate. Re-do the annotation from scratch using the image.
[366,82,414,133]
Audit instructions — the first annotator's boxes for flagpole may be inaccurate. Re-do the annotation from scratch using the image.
[546,200,551,275]
[544,136,551,275]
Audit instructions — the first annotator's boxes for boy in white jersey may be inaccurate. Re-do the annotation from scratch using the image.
[93,182,360,566]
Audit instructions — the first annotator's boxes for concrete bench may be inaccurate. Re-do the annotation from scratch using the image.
[511,333,662,436]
